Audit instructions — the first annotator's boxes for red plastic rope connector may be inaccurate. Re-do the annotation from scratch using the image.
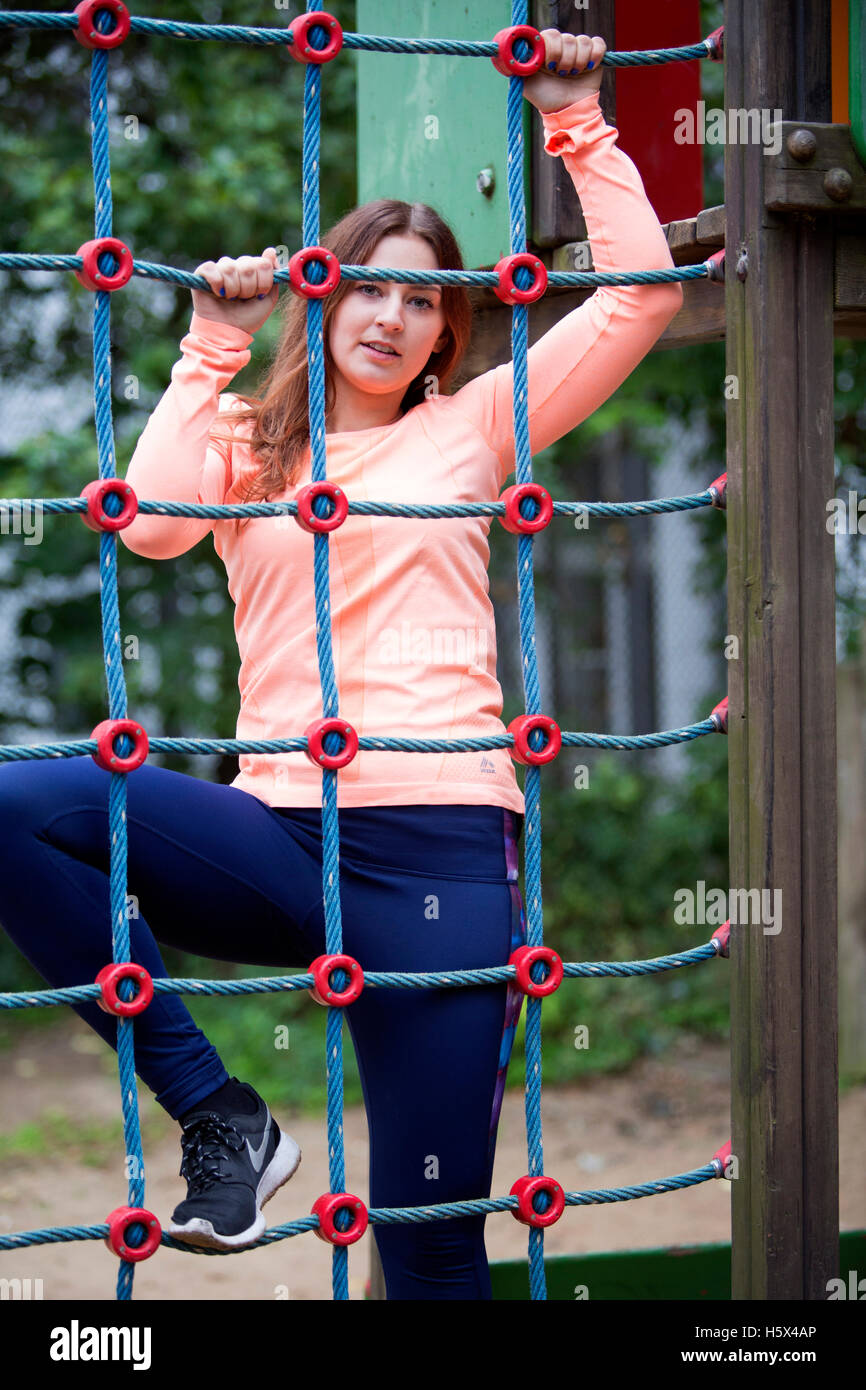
[705,26,724,62]
[493,253,548,306]
[509,945,564,997]
[294,481,348,533]
[307,953,364,1007]
[95,962,154,1017]
[80,478,139,532]
[311,1192,368,1245]
[491,25,546,77]
[75,237,134,292]
[304,717,358,770]
[91,718,149,773]
[711,1140,732,1178]
[287,11,343,64]
[498,482,554,534]
[510,1175,566,1228]
[105,1206,161,1261]
[705,248,725,284]
[287,247,341,298]
[74,0,130,49]
[711,920,731,958]
[708,471,727,509]
[507,714,561,765]
[709,696,728,735]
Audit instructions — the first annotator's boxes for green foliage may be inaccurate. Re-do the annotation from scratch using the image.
[152,959,363,1117]
[0,1107,125,1168]
[832,340,866,659]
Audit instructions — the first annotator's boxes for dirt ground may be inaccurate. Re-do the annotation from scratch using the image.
[0,1018,863,1301]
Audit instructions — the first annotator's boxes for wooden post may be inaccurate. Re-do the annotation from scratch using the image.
[725,0,840,1299]
[530,0,617,247]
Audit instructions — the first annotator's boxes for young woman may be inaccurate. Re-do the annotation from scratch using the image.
[0,32,682,1298]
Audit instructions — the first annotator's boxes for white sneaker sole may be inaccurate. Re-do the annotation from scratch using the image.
[168,1130,302,1251]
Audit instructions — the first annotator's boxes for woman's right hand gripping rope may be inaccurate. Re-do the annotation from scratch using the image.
[191,245,281,334]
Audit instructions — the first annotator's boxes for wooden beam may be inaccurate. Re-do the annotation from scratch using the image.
[549,209,726,351]
[835,228,866,335]
[764,121,866,213]
[456,208,865,379]
[529,0,617,248]
[724,0,839,1301]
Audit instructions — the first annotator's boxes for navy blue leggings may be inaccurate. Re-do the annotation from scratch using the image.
[0,757,526,1299]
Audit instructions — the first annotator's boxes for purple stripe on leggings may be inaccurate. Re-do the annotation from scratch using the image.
[486,809,527,1173]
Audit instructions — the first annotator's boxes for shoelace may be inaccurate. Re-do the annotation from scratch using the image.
[179,1113,246,1192]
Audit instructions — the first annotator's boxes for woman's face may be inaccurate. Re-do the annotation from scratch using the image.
[325,233,448,432]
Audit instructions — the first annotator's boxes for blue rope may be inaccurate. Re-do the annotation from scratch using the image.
[504,0,545,1298]
[86,7,146,1299]
[0,6,729,1301]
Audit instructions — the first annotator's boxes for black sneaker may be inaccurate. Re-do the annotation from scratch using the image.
[167,1083,301,1250]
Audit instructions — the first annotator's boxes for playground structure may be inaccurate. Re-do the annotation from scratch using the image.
[0,0,863,1301]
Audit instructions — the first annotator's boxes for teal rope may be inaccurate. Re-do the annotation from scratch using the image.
[0,712,723,765]
[0,1162,721,1255]
[0,486,722,520]
[0,252,714,293]
[0,10,716,68]
[0,939,722,1011]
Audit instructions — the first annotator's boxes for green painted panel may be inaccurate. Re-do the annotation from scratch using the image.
[490,1241,732,1301]
[489,1230,866,1300]
[356,1,532,270]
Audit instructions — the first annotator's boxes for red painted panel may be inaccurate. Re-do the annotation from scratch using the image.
[613,0,704,223]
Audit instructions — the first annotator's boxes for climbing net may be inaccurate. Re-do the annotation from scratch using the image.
[0,4,733,1301]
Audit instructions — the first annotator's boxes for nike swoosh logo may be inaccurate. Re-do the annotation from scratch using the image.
[246,1116,272,1173]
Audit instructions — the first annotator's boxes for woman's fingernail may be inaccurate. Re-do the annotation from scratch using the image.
[570,68,579,75]
[219,287,225,296]
[257,294,265,300]
[587,61,594,69]
[548,61,557,70]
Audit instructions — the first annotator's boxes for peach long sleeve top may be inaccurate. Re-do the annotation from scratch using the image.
[119,91,683,813]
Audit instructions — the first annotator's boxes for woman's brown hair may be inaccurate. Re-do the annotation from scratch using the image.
[211,199,474,535]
